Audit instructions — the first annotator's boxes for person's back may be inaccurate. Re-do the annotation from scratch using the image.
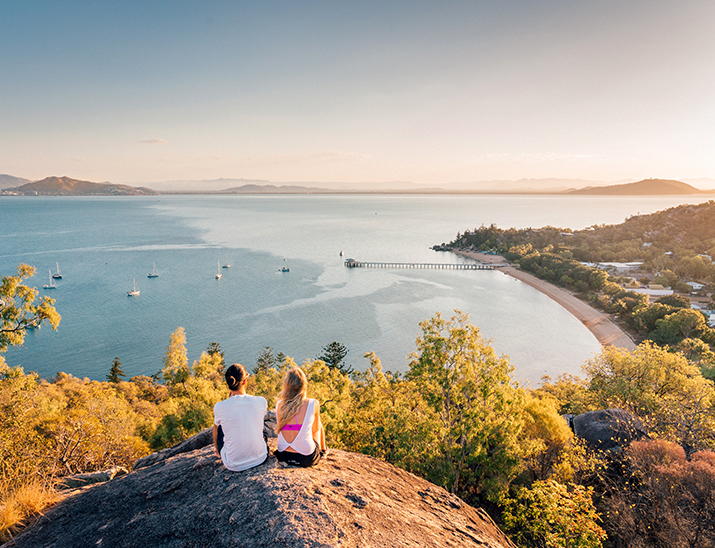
[213,364,268,471]
[274,368,326,467]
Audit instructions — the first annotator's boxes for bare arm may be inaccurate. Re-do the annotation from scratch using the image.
[313,402,326,451]
[213,424,220,458]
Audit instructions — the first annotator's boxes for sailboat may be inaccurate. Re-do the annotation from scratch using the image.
[222,253,231,269]
[52,262,63,279]
[43,270,57,289]
[215,260,222,279]
[127,278,140,296]
[147,262,159,278]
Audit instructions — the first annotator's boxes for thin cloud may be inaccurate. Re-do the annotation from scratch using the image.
[140,139,169,145]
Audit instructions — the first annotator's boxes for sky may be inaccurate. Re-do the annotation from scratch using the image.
[1,0,714,186]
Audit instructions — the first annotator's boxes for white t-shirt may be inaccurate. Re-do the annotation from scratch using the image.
[213,394,267,472]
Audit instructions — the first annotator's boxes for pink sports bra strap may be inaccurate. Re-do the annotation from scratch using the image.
[282,413,301,431]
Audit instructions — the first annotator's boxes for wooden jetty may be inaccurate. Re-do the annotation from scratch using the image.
[344,259,493,270]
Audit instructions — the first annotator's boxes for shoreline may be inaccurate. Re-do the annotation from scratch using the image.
[454,250,637,351]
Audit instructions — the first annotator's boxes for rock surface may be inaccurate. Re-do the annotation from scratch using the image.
[57,466,128,490]
[5,438,514,548]
[572,408,648,450]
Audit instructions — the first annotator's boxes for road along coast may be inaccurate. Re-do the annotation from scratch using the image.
[454,250,637,351]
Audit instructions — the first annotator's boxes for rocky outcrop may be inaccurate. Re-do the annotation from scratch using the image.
[5,437,514,548]
[134,411,277,471]
[571,408,648,450]
[58,467,128,490]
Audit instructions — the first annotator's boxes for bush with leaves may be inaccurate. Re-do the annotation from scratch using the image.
[585,342,715,453]
[408,311,527,503]
[503,480,606,548]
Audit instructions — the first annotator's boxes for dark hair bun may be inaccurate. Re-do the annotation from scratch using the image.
[225,364,247,390]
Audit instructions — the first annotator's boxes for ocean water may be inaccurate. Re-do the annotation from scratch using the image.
[1,194,711,385]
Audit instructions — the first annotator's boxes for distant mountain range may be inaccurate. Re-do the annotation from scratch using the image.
[567,178,707,195]
[0,174,32,189]
[1,174,713,196]
[0,176,157,196]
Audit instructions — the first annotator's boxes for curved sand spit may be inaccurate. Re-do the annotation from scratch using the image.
[455,251,637,351]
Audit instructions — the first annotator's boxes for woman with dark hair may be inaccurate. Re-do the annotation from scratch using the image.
[213,363,268,471]
[274,368,327,467]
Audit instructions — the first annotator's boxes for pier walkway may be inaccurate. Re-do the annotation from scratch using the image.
[344,259,494,270]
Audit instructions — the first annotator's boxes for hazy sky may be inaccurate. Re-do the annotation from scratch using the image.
[2,1,713,185]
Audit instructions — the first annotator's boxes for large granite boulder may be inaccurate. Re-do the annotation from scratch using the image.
[5,437,515,548]
[572,408,648,450]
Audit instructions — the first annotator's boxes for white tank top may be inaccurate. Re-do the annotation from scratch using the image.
[277,399,316,455]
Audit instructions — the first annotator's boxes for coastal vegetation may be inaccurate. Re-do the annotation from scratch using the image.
[3,261,715,546]
[440,201,715,378]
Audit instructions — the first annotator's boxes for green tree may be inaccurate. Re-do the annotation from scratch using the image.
[650,308,709,346]
[317,341,352,374]
[254,346,279,374]
[205,342,225,370]
[161,327,189,388]
[585,342,715,452]
[0,264,61,353]
[339,352,438,475]
[107,357,126,383]
[654,294,690,309]
[408,311,526,503]
[503,480,606,548]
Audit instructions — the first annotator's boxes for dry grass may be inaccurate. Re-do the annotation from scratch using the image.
[0,481,64,543]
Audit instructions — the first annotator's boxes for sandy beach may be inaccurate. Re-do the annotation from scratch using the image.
[455,251,637,351]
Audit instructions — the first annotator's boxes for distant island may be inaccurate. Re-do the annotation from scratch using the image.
[567,178,704,195]
[1,174,713,196]
[0,176,157,196]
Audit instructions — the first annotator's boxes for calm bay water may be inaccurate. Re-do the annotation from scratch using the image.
[1,194,711,385]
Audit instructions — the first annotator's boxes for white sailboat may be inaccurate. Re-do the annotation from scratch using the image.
[147,262,159,278]
[127,278,140,296]
[43,270,57,289]
[222,253,231,269]
[52,262,63,279]
[215,260,222,279]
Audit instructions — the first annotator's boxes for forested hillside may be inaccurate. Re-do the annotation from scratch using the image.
[447,200,715,271]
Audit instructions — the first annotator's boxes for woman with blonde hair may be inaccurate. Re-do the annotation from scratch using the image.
[274,368,326,467]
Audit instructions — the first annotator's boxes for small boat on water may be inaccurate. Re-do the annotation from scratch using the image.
[222,253,231,269]
[281,267,290,272]
[43,270,57,289]
[127,278,140,296]
[215,260,222,279]
[52,262,63,279]
[147,262,159,278]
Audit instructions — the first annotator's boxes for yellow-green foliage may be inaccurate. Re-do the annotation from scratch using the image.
[0,264,61,353]
[534,373,596,416]
[408,311,528,502]
[338,352,439,476]
[585,342,715,451]
[503,480,606,548]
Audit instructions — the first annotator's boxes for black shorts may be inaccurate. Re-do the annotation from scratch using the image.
[274,446,321,467]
